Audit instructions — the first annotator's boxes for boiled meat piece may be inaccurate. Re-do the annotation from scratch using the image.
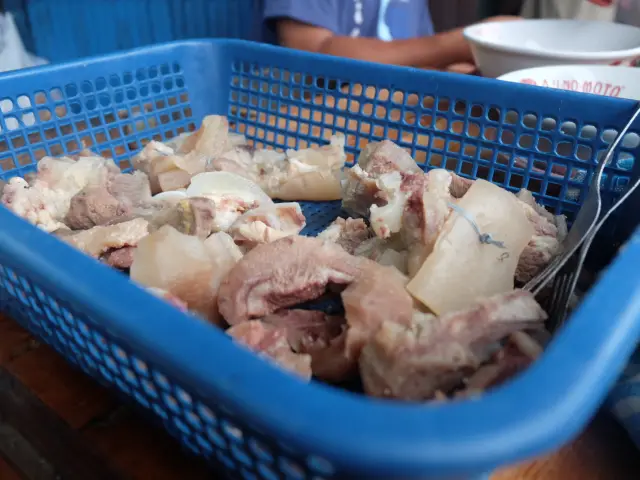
[449,172,474,198]
[147,197,216,239]
[175,116,235,161]
[2,177,67,232]
[130,227,243,325]
[132,141,191,194]
[208,135,346,201]
[203,232,245,324]
[62,218,150,259]
[36,154,120,190]
[101,246,136,270]
[407,179,535,315]
[146,287,189,312]
[108,170,153,206]
[454,331,543,399]
[263,309,352,382]
[341,259,414,362]
[218,236,362,325]
[229,202,306,248]
[369,171,408,239]
[186,172,274,232]
[515,189,568,284]
[342,140,422,218]
[65,170,152,230]
[207,144,258,179]
[317,217,372,255]
[353,237,408,274]
[2,155,121,232]
[359,290,547,400]
[131,116,243,194]
[227,320,312,380]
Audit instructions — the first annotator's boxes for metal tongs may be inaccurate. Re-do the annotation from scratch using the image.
[524,104,640,328]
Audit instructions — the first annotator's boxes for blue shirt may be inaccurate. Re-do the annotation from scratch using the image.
[262,0,434,41]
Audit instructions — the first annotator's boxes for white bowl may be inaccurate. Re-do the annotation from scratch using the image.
[497,65,640,147]
[498,65,640,100]
[464,19,640,78]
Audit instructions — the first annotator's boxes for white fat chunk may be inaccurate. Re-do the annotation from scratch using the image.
[407,179,534,315]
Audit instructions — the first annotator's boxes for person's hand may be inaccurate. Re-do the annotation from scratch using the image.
[445,62,478,75]
[480,15,523,24]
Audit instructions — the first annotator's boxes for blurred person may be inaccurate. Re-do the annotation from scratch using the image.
[520,0,617,21]
[262,0,519,72]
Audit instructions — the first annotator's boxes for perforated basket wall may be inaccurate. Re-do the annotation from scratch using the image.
[0,40,640,480]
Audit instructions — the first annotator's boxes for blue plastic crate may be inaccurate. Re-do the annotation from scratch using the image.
[1,39,640,479]
[24,0,260,63]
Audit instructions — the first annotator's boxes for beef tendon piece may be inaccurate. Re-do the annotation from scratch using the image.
[62,217,150,259]
[229,202,306,249]
[342,259,414,362]
[263,309,353,382]
[227,320,312,380]
[317,217,372,255]
[265,135,346,201]
[359,290,547,401]
[130,226,242,325]
[218,236,362,325]
[342,140,422,218]
[407,179,534,315]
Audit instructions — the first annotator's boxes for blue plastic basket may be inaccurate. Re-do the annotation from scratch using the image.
[23,0,260,63]
[1,39,640,479]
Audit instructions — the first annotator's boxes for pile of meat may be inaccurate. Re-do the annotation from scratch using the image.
[0,114,568,402]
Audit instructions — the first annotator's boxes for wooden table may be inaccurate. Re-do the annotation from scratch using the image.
[1,311,639,479]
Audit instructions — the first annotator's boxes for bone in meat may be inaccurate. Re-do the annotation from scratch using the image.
[229,202,306,248]
[454,332,544,399]
[2,155,122,232]
[317,217,372,255]
[359,290,547,400]
[342,140,421,218]
[186,171,273,232]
